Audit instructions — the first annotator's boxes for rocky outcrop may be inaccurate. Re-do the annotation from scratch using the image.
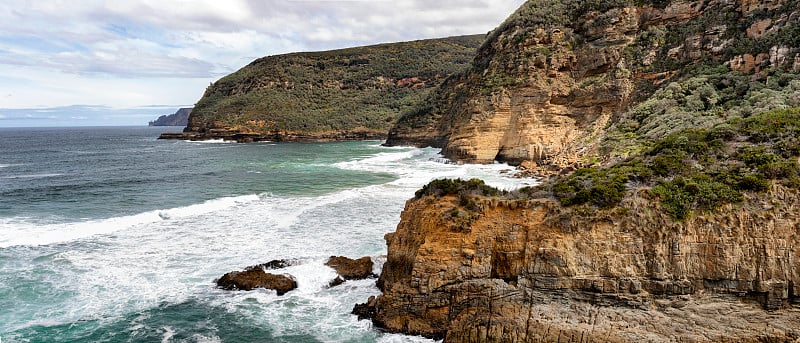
[149,108,192,126]
[325,256,375,280]
[370,186,800,341]
[216,265,298,295]
[386,0,800,167]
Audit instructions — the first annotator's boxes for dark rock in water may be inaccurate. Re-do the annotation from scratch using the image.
[246,259,294,271]
[325,256,375,280]
[216,268,297,295]
[327,276,345,288]
[352,296,377,321]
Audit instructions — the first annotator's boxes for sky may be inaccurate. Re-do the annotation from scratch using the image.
[0,0,525,127]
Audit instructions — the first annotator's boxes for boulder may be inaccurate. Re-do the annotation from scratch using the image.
[216,268,297,295]
[325,256,375,280]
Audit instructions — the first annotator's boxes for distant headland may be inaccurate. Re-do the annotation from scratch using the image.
[148,108,192,127]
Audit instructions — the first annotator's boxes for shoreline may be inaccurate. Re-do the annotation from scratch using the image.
[158,130,388,143]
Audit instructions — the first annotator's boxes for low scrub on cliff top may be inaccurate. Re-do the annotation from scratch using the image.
[415,178,505,199]
[190,35,484,134]
[551,107,800,220]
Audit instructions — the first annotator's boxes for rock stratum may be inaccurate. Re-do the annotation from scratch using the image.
[386,0,800,169]
[372,186,800,342]
[365,0,800,341]
[160,35,484,142]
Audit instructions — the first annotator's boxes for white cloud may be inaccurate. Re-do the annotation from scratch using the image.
[0,0,526,119]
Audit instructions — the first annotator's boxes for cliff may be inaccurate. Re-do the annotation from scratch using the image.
[149,108,192,126]
[386,0,800,168]
[368,107,800,341]
[164,35,484,142]
[373,186,800,342]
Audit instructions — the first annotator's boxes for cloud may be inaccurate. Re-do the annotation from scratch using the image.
[0,1,523,77]
[0,0,525,114]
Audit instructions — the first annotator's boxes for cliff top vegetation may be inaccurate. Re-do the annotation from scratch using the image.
[418,107,800,220]
[187,35,485,135]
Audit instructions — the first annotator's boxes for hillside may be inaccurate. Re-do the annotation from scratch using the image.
[149,108,192,126]
[164,35,484,142]
[386,0,800,170]
[365,0,800,341]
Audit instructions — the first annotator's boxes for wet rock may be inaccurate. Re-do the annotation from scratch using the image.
[249,259,294,270]
[352,296,377,321]
[325,256,375,280]
[327,276,345,288]
[216,268,297,295]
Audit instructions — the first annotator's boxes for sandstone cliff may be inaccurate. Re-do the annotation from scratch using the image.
[386,0,800,168]
[372,185,800,342]
[164,35,484,142]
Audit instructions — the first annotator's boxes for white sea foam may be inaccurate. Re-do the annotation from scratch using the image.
[0,194,260,248]
[0,144,532,342]
[191,139,232,144]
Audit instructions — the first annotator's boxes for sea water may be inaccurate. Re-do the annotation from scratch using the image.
[0,126,536,342]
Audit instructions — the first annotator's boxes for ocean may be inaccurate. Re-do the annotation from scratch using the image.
[0,126,535,342]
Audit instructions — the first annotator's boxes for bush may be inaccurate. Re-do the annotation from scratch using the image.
[415,178,503,199]
[553,107,800,219]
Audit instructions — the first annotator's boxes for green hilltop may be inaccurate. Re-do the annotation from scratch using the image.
[178,35,485,140]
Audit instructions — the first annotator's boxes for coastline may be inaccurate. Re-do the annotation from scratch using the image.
[158,129,387,143]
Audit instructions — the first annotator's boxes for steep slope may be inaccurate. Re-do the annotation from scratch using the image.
[166,35,484,142]
[386,0,800,169]
[369,108,800,341]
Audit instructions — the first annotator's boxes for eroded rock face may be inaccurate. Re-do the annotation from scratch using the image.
[372,186,800,341]
[216,267,298,295]
[386,0,800,168]
[325,256,375,280]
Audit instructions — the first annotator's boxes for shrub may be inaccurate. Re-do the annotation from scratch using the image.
[415,178,503,199]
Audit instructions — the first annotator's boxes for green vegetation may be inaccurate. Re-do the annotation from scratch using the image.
[415,178,505,199]
[554,108,800,219]
[190,35,485,133]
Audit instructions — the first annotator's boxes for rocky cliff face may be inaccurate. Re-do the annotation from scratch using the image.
[372,186,800,341]
[386,0,800,167]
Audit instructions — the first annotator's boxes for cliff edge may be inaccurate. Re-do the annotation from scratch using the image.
[386,0,800,168]
[373,186,800,342]
[369,107,800,341]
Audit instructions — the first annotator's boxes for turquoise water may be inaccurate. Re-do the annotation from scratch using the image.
[0,126,535,342]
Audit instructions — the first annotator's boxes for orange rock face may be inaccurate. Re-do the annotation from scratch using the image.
[386,0,800,169]
[373,187,800,341]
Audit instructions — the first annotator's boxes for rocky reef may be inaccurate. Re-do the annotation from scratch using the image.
[369,184,800,341]
[325,256,376,280]
[217,265,298,295]
[386,0,800,169]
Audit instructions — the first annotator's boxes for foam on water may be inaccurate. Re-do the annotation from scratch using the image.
[1,142,536,342]
[0,194,260,248]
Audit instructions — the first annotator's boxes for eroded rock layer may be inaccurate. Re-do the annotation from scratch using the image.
[386,0,800,167]
[373,187,800,341]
